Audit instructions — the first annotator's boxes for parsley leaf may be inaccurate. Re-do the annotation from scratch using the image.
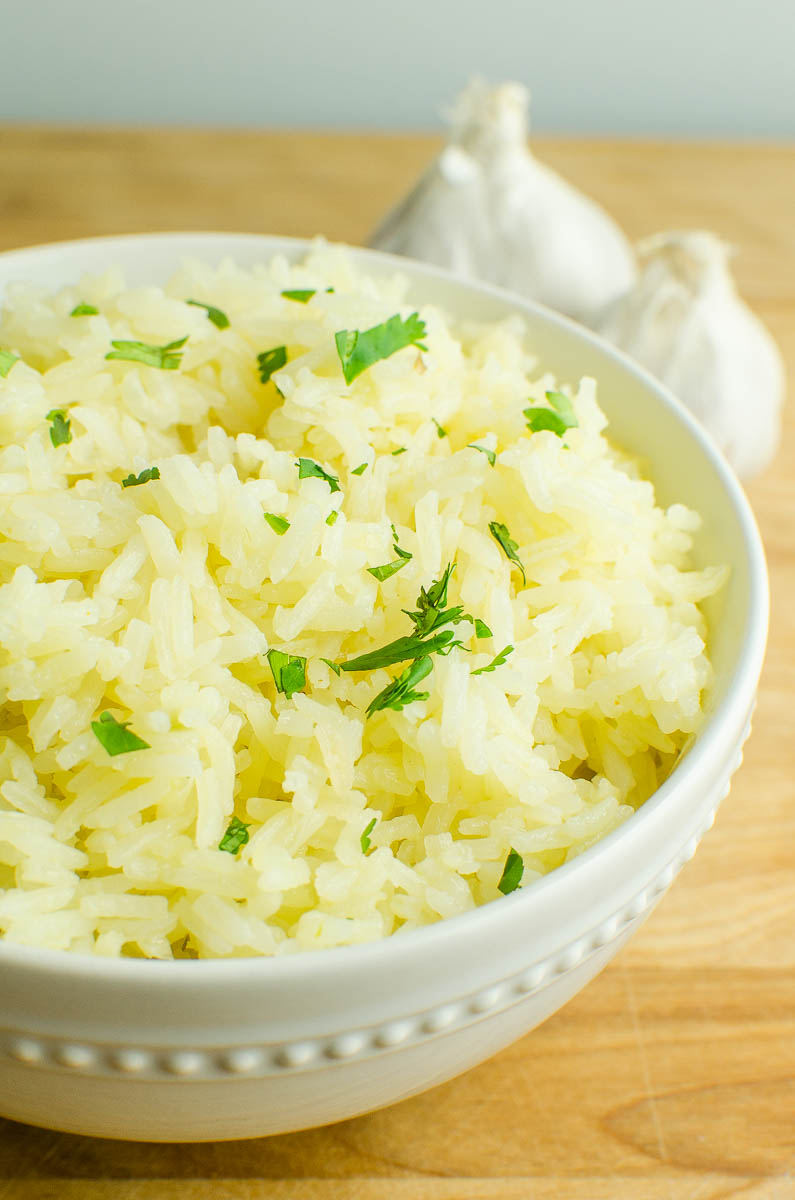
[391,447,407,457]
[267,648,307,699]
[257,346,287,384]
[281,289,316,303]
[91,710,150,756]
[472,645,514,675]
[432,418,447,438]
[70,302,98,317]
[334,312,428,385]
[321,657,341,676]
[46,409,72,447]
[264,512,290,535]
[474,618,492,639]
[360,817,376,853]
[339,628,455,673]
[366,655,433,718]
[524,390,578,437]
[488,521,526,584]
[106,337,188,370]
[325,510,339,526]
[498,848,524,895]
[468,443,496,467]
[0,350,19,378]
[367,524,413,582]
[121,466,160,488]
[296,458,341,493]
[186,299,230,329]
[351,462,368,475]
[218,815,250,854]
[402,564,469,639]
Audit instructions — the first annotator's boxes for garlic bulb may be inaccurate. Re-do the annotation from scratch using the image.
[369,79,637,326]
[597,231,784,478]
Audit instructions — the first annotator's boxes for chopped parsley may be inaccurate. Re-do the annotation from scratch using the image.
[70,302,99,317]
[468,443,496,467]
[498,848,524,895]
[432,418,447,438]
[218,815,250,854]
[257,346,287,384]
[334,312,428,385]
[46,409,72,447]
[524,390,578,437]
[264,512,290,535]
[488,521,526,584]
[403,563,468,638]
[296,458,341,493]
[472,645,514,675]
[474,618,492,639]
[186,299,230,329]
[321,657,342,676]
[360,817,377,853]
[391,447,407,457]
[325,509,339,526]
[367,524,412,582]
[351,462,368,475]
[0,350,19,378]
[266,648,307,699]
[106,337,188,371]
[366,655,433,718]
[121,466,160,488]
[281,289,316,303]
[91,710,150,756]
[339,628,456,674]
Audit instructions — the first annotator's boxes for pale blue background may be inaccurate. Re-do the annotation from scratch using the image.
[2,0,792,137]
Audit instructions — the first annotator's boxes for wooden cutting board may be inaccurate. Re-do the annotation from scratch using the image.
[0,127,792,1199]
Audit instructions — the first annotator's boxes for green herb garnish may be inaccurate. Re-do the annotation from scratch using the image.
[264,512,290,535]
[351,462,368,475]
[121,467,160,488]
[391,447,407,457]
[91,711,150,756]
[403,563,468,638]
[339,628,456,674]
[218,815,250,854]
[474,618,492,639]
[257,346,287,384]
[321,657,341,676]
[472,645,514,675]
[498,848,524,895]
[524,390,578,437]
[366,655,433,718]
[432,418,447,438]
[360,817,377,853]
[468,443,496,467]
[266,648,307,699]
[186,299,230,329]
[296,458,341,493]
[326,510,339,526]
[0,350,19,378]
[46,409,72,447]
[106,337,188,371]
[70,302,99,317]
[367,524,413,582]
[334,312,428,385]
[281,289,316,303]
[488,521,526,584]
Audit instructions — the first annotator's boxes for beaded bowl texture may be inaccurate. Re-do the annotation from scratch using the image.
[0,234,768,1141]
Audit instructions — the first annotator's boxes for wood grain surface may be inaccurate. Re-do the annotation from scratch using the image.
[0,126,792,1200]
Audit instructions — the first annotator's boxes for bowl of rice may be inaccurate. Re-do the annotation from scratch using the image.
[0,233,767,1140]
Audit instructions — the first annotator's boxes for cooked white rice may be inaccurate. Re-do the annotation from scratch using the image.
[0,242,726,958]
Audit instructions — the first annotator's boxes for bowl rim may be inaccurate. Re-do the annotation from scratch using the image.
[0,231,770,981]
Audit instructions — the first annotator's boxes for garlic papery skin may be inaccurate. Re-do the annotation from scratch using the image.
[596,231,784,479]
[369,79,637,327]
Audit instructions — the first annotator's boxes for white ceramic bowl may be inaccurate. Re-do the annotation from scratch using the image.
[0,234,768,1141]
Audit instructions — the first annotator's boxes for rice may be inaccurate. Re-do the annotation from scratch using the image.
[0,242,726,958]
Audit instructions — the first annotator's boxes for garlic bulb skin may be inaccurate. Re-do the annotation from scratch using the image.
[369,80,637,326]
[597,232,784,478]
